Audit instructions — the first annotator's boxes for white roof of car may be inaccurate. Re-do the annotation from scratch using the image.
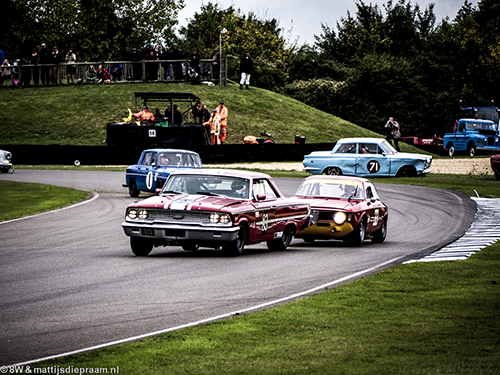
[337,137,386,144]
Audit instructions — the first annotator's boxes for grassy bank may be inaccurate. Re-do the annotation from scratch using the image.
[0,181,90,222]
[2,83,404,147]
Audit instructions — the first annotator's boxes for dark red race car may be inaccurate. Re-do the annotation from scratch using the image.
[294,175,388,246]
[122,169,310,256]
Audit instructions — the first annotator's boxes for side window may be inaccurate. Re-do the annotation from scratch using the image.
[336,143,357,154]
[366,186,374,199]
[458,122,465,132]
[151,153,158,166]
[253,179,278,199]
[360,143,378,154]
[141,152,152,166]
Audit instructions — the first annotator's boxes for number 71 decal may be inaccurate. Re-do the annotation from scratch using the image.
[367,160,380,173]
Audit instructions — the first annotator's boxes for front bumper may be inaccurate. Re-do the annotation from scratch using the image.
[122,221,240,242]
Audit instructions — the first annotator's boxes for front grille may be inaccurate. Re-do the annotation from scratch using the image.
[147,209,212,224]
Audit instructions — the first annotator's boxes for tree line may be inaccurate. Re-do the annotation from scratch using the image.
[2,0,499,137]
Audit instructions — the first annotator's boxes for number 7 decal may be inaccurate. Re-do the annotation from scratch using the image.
[367,160,380,173]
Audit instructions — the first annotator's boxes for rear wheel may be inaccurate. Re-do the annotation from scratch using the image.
[130,237,153,256]
[222,223,247,256]
[447,143,455,157]
[495,166,500,180]
[324,167,342,176]
[267,225,293,251]
[129,178,140,197]
[349,217,366,246]
[371,216,388,243]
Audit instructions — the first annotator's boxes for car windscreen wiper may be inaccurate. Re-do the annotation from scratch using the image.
[162,190,184,194]
[196,191,226,197]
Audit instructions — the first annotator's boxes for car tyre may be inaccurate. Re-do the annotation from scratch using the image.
[396,166,416,177]
[349,217,366,246]
[130,237,153,256]
[267,225,293,251]
[371,216,388,243]
[495,167,500,180]
[447,143,455,157]
[467,143,476,157]
[222,222,247,256]
[325,167,342,176]
[129,178,140,197]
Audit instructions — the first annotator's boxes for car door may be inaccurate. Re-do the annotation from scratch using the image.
[363,182,385,232]
[251,178,279,242]
[355,143,391,176]
[135,151,158,192]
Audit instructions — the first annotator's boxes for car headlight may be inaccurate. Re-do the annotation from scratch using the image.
[209,213,231,224]
[333,211,347,225]
[127,209,138,219]
[138,209,148,220]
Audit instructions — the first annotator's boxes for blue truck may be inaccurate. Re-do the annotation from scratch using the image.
[443,105,500,157]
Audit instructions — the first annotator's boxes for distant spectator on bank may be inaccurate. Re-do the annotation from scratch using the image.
[130,47,142,80]
[192,100,202,124]
[85,65,97,82]
[239,50,253,90]
[173,104,183,125]
[188,47,202,74]
[159,45,171,80]
[164,104,172,123]
[97,64,111,83]
[1,59,11,85]
[39,43,50,85]
[110,63,122,81]
[154,108,165,122]
[200,104,211,123]
[30,49,40,85]
[50,46,61,84]
[65,49,76,84]
[211,48,220,80]
[145,49,158,80]
[169,43,183,80]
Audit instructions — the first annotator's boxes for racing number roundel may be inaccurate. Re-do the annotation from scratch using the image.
[146,171,154,190]
[367,160,381,173]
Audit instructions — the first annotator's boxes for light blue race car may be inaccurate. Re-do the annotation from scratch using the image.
[124,149,203,197]
[303,138,432,177]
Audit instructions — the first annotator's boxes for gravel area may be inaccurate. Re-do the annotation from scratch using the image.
[207,158,493,175]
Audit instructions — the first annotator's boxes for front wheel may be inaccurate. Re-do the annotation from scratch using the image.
[130,237,153,256]
[128,179,140,197]
[222,223,247,256]
[396,166,416,177]
[267,225,293,251]
[349,217,366,246]
[495,167,500,180]
[467,143,476,157]
[324,167,342,176]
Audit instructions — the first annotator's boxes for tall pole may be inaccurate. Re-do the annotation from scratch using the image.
[219,28,227,86]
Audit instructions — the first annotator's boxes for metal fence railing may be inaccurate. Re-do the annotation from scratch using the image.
[0,57,227,87]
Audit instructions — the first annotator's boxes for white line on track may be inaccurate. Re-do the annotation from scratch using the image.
[7,255,405,368]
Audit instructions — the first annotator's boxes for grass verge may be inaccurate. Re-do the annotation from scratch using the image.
[0,181,90,222]
[35,243,500,374]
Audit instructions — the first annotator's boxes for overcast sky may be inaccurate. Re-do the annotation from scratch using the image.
[177,0,479,45]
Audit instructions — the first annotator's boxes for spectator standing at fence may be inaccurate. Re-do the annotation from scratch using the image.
[65,49,76,84]
[239,50,253,90]
[211,48,220,80]
[130,47,142,80]
[39,43,50,85]
[170,43,183,80]
[30,49,40,85]
[145,49,158,80]
[159,46,171,80]
[85,65,97,82]
[1,59,11,85]
[192,100,202,124]
[49,46,61,84]
[110,63,122,81]
[188,47,201,75]
[200,104,210,124]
